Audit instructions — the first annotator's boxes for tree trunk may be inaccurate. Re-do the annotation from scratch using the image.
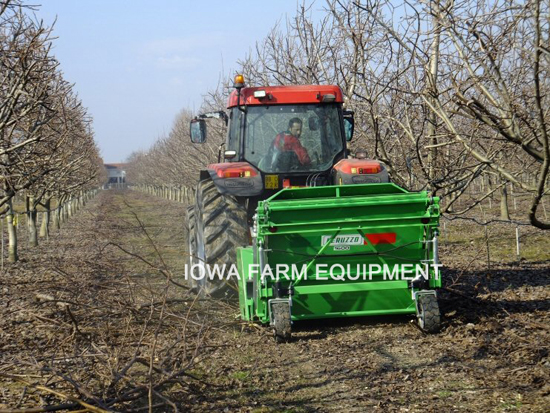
[67,198,73,218]
[52,201,58,229]
[28,196,38,247]
[7,199,18,263]
[54,204,61,228]
[40,197,51,239]
[500,182,511,220]
[427,0,441,189]
[59,197,67,225]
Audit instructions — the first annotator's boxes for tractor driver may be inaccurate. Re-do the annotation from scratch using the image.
[272,118,311,166]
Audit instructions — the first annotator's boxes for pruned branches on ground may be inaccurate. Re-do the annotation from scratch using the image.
[0,192,225,411]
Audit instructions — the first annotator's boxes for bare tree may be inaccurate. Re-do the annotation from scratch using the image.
[129,0,549,230]
[335,0,549,228]
[126,81,229,192]
[1,3,103,259]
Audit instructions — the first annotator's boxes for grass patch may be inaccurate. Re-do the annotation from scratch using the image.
[441,222,550,263]
[230,371,251,381]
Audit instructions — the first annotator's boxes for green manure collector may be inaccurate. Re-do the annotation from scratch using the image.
[188,75,442,341]
[236,183,441,341]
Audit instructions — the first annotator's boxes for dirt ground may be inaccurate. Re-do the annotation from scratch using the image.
[0,189,548,412]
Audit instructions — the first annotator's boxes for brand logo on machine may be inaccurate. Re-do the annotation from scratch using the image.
[322,234,364,246]
[224,179,254,188]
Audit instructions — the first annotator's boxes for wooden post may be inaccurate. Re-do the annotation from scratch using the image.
[7,199,18,263]
[1,216,4,271]
[515,226,520,261]
[485,226,490,269]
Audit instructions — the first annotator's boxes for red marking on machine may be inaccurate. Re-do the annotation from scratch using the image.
[365,233,396,245]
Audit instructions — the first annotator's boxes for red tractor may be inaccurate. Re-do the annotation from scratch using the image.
[188,75,389,297]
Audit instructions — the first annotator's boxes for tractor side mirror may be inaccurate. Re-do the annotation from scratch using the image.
[190,119,206,143]
[343,110,354,142]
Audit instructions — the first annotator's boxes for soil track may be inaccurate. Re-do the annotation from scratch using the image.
[1,189,549,412]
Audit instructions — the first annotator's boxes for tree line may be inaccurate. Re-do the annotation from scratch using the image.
[1,1,105,262]
[126,0,549,230]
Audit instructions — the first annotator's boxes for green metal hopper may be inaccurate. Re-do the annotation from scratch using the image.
[237,183,441,341]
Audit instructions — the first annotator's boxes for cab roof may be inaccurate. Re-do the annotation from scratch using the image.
[227,85,344,108]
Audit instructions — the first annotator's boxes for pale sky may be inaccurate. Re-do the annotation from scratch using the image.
[34,0,309,163]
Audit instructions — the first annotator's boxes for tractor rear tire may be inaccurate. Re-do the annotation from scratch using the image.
[417,294,441,333]
[195,179,248,298]
[185,205,201,293]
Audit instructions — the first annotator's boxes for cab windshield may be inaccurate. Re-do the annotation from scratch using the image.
[230,104,344,173]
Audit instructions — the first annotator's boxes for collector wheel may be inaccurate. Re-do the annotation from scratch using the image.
[272,302,292,343]
[417,294,441,333]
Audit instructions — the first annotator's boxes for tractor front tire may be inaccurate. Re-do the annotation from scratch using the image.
[194,179,248,298]
[417,294,441,333]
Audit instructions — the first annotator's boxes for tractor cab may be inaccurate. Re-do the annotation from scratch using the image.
[232,101,345,173]
[189,75,387,199]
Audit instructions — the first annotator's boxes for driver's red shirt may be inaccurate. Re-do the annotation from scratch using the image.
[273,132,311,165]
